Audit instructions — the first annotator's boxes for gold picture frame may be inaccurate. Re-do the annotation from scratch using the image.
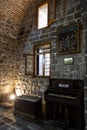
[57,23,81,55]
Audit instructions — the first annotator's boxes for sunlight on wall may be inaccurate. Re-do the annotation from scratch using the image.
[15,85,24,96]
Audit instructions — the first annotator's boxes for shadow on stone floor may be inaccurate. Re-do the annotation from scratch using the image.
[0,106,79,130]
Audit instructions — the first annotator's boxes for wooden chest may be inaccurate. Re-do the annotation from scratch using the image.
[14,95,42,119]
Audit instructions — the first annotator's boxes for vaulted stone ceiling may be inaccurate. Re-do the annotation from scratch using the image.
[0,0,86,39]
[0,0,87,24]
[0,0,32,23]
[0,0,36,39]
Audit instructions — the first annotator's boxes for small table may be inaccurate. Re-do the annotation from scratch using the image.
[14,95,42,119]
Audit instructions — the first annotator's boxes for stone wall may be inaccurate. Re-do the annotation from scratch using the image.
[15,0,87,128]
[0,20,17,102]
[15,0,86,100]
[16,0,85,94]
[0,0,87,128]
[0,0,29,101]
[83,9,87,130]
[80,0,87,129]
[0,0,32,23]
[0,0,34,102]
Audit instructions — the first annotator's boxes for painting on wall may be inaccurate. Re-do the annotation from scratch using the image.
[57,23,81,55]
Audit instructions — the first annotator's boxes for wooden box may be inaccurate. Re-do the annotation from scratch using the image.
[14,95,42,119]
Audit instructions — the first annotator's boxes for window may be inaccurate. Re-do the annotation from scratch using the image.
[35,43,50,77]
[23,43,50,77]
[23,54,34,76]
[37,0,56,29]
[38,3,48,29]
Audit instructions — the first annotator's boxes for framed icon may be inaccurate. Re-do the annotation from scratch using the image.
[57,23,81,55]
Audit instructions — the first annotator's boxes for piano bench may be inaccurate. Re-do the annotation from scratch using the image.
[14,95,42,119]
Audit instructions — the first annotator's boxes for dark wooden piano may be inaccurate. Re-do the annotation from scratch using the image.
[44,79,85,130]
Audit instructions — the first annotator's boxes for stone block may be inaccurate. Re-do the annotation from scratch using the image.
[84,77,87,86]
[51,71,61,77]
[67,7,75,14]
[40,34,48,39]
[85,100,87,110]
[76,4,81,11]
[0,60,3,63]
[85,32,87,53]
[74,0,80,5]
[74,11,81,19]
[84,88,87,98]
[67,15,74,21]
[82,14,87,29]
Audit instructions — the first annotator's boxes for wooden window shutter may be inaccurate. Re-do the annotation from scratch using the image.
[48,0,56,25]
[23,54,35,77]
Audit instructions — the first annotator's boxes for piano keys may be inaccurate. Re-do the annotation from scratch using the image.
[48,93,77,99]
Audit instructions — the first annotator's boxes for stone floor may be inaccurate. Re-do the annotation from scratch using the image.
[0,105,79,130]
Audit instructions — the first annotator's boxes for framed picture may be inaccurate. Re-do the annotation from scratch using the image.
[57,23,81,55]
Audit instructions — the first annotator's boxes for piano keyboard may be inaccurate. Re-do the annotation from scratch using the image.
[48,93,77,99]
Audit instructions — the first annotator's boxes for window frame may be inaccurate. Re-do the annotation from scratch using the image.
[34,43,51,78]
[37,2,48,29]
[37,0,56,29]
[23,53,34,76]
